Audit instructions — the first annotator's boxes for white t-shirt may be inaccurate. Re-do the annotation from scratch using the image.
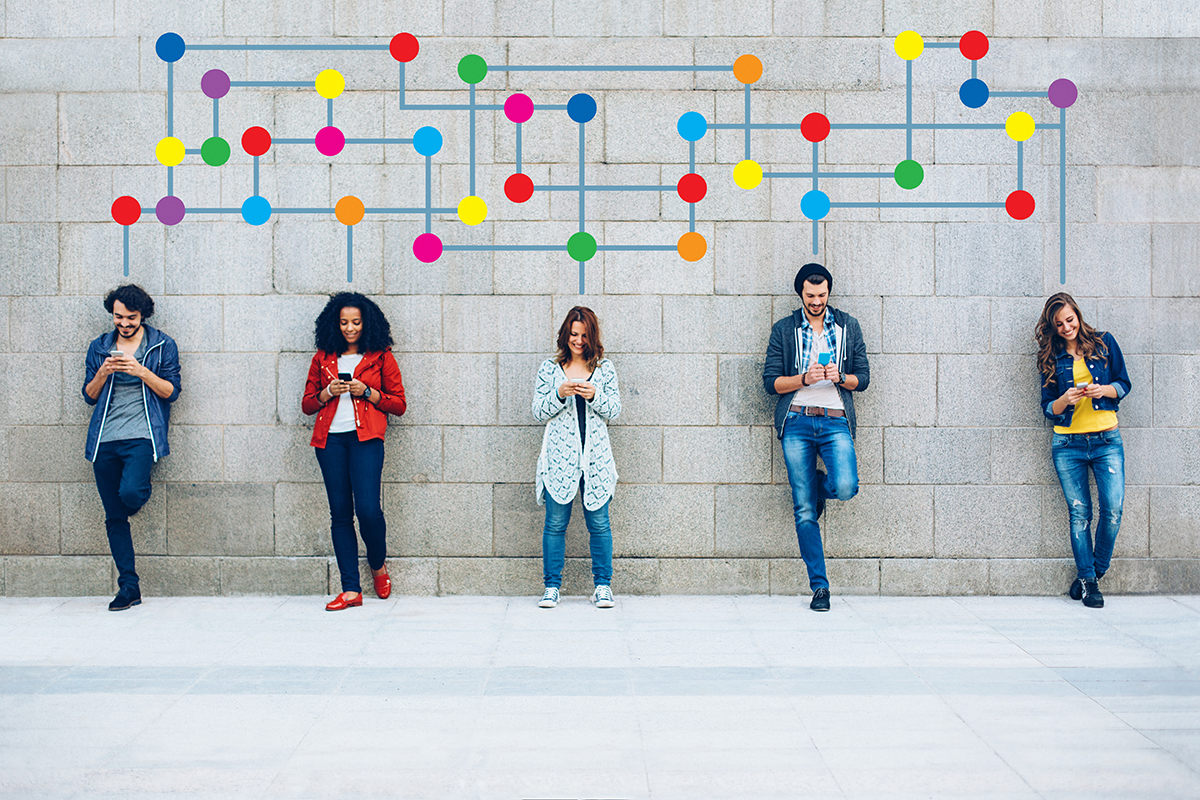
[328,353,364,433]
[790,348,844,411]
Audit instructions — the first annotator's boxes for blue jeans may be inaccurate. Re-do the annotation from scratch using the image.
[542,482,612,589]
[1052,428,1124,581]
[314,432,387,593]
[781,411,859,591]
[93,438,154,592]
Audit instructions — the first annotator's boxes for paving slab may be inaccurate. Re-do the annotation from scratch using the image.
[1,595,1199,799]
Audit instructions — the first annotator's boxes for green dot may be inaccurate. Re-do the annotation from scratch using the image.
[457,54,488,85]
[894,159,924,190]
[201,136,230,167]
[567,231,597,262]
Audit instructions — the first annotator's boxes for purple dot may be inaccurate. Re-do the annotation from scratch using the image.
[201,69,231,100]
[504,93,534,124]
[1048,78,1078,109]
[315,126,345,156]
[155,196,186,226]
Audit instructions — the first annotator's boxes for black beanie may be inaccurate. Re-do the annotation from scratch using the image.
[795,263,833,295]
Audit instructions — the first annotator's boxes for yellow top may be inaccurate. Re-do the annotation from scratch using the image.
[1055,358,1118,434]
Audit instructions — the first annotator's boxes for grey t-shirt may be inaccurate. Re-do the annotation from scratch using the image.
[99,336,151,443]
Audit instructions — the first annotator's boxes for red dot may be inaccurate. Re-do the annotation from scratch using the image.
[1006,190,1035,220]
[390,33,419,63]
[676,173,707,204]
[504,173,534,204]
[800,113,831,143]
[241,126,272,157]
[111,195,141,226]
[960,30,989,60]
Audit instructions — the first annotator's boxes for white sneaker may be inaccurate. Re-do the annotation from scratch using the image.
[591,585,615,608]
[538,587,559,608]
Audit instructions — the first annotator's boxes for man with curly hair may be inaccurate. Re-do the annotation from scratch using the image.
[82,285,181,611]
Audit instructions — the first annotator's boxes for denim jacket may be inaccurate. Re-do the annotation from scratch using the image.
[1040,331,1130,428]
[82,324,182,462]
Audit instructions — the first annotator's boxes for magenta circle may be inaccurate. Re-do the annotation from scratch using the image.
[1048,78,1078,109]
[413,233,443,263]
[315,126,346,156]
[155,196,186,226]
[201,69,231,99]
[504,93,534,124]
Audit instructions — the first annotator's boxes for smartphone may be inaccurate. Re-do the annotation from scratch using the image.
[109,349,124,359]
[338,372,353,382]
[1076,381,1089,388]
[818,352,832,366]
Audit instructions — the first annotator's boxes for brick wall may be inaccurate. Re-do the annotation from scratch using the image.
[2,0,1199,596]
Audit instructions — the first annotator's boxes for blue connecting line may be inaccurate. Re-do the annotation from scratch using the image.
[711,123,797,130]
[443,245,566,251]
[831,202,1005,208]
[189,44,389,51]
[831,123,1007,130]
[533,185,673,191]
[366,207,456,214]
[992,91,1047,97]
[744,84,751,160]
[469,84,476,196]
[189,208,243,213]
[231,81,314,88]
[184,148,201,155]
[598,245,675,251]
[1060,106,1067,284]
[812,142,819,191]
[764,172,892,178]
[167,62,174,138]
[689,141,695,173]
[906,60,913,160]
[346,226,353,282]
[516,123,523,173]
[925,42,958,48]
[398,63,405,107]
[812,220,818,256]
[253,157,259,196]
[578,124,585,232]
[1017,140,1024,191]
[123,227,130,277]
[425,155,432,233]
[167,166,173,196]
[972,61,977,79]
[489,65,733,72]
[213,98,219,138]
[274,138,316,144]
[399,104,505,111]
[346,138,413,144]
[327,99,333,127]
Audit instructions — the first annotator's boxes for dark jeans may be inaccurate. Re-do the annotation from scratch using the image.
[314,432,387,593]
[780,411,859,591]
[93,438,154,592]
[1052,429,1124,581]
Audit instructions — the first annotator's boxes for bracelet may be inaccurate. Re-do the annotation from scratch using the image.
[800,373,809,387]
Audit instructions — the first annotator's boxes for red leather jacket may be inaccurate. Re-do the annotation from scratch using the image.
[302,349,407,448]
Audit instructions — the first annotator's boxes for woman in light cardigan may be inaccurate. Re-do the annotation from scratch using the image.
[532,306,621,609]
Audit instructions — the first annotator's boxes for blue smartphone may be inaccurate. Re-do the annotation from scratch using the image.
[818,352,832,366]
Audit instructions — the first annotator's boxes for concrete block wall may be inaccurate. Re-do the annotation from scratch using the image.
[2,1,1199,596]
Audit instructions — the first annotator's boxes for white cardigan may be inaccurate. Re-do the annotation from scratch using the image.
[532,357,621,510]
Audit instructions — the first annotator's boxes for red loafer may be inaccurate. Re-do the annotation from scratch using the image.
[373,570,392,600]
[325,592,363,611]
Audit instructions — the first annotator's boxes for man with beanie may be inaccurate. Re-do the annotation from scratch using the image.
[762,264,870,611]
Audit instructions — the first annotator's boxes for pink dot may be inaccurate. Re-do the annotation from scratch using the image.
[413,233,443,263]
[315,126,345,156]
[504,93,534,124]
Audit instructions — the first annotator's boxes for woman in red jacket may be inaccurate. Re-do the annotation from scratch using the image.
[303,292,407,611]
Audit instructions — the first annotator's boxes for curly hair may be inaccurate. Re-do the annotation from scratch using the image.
[1035,292,1107,385]
[104,284,155,319]
[554,306,603,370]
[314,292,394,354]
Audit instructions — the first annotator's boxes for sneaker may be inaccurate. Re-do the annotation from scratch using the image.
[1069,578,1084,601]
[538,587,559,608]
[591,585,615,608]
[810,588,831,612]
[108,588,142,612]
[815,470,827,520]
[1082,580,1104,608]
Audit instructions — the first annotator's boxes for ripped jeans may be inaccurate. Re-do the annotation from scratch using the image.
[1051,429,1124,582]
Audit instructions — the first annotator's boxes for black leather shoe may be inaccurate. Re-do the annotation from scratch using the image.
[810,588,831,612]
[1069,578,1084,601]
[108,588,142,611]
[815,469,827,520]
[1082,581,1104,608]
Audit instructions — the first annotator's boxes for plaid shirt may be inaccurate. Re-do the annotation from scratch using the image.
[796,307,839,373]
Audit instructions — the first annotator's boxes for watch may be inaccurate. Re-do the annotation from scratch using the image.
[362,385,372,400]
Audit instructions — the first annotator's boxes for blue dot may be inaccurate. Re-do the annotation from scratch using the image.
[800,190,830,221]
[567,93,597,124]
[959,78,989,109]
[241,195,271,226]
[412,126,443,157]
[155,33,186,63]
[677,111,707,142]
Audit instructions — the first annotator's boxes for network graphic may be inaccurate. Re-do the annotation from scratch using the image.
[109,31,1078,292]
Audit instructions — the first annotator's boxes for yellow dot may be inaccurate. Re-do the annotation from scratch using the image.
[733,159,763,190]
[315,69,346,99]
[155,136,185,167]
[1005,111,1036,142]
[677,231,707,262]
[894,30,924,61]
[732,54,763,85]
[457,195,488,226]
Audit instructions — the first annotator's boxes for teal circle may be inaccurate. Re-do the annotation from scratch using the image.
[567,231,597,262]
[457,54,487,84]
[200,136,230,166]
[894,159,924,190]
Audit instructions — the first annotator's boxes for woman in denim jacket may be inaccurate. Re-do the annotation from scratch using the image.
[1037,292,1132,609]
[531,306,621,610]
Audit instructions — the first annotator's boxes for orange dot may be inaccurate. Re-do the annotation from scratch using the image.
[677,231,707,262]
[335,195,365,226]
[733,54,762,85]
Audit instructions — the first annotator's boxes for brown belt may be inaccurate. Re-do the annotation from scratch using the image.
[790,405,845,417]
